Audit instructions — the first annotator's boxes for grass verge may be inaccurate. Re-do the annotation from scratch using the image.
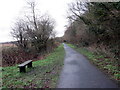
[67,43,120,84]
[1,44,65,88]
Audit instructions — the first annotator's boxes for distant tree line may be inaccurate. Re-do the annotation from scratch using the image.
[64,1,120,59]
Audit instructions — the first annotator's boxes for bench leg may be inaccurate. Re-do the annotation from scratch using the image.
[28,62,32,68]
[19,66,26,73]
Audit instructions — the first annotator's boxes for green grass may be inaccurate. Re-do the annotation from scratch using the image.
[2,44,65,88]
[67,43,120,83]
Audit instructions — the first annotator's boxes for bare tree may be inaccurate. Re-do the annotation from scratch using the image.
[11,0,55,53]
[27,0,38,31]
[26,1,55,52]
[67,0,88,22]
[11,19,29,50]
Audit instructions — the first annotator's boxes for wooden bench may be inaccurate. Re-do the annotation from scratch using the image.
[18,60,32,73]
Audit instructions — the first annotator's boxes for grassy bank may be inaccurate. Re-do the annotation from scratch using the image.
[2,44,65,88]
[67,44,120,84]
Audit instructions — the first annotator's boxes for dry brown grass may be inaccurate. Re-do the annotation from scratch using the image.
[87,43,114,57]
[1,43,16,48]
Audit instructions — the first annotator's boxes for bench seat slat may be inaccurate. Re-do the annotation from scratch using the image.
[18,60,32,67]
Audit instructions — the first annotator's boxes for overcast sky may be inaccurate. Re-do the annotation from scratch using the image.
[0,0,74,43]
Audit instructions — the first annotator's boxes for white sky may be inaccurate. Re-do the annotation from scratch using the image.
[0,0,74,43]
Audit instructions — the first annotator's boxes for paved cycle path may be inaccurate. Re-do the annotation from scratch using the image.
[58,43,118,88]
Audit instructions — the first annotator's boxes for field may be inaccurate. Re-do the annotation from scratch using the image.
[1,43,16,48]
[2,44,65,88]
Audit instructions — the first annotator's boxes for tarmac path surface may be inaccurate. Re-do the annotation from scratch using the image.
[58,43,118,88]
